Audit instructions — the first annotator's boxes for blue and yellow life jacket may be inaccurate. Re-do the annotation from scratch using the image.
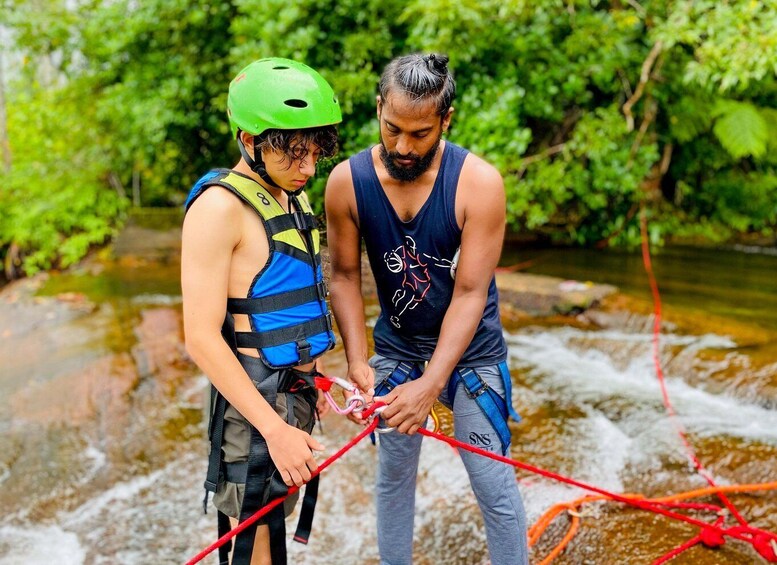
[185,168,335,369]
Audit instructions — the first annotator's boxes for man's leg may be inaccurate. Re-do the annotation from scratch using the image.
[372,355,424,565]
[450,365,529,565]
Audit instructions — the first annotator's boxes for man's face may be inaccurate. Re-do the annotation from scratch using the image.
[377,92,452,182]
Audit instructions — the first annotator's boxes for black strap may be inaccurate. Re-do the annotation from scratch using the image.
[203,390,227,503]
[265,212,317,234]
[234,315,332,349]
[224,461,248,483]
[217,510,233,565]
[227,281,327,315]
[293,475,320,544]
[203,314,240,510]
[233,389,284,564]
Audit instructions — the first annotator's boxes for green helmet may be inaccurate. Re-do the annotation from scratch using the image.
[227,58,342,139]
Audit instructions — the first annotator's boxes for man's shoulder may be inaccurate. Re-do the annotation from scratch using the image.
[327,159,354,191]
[458,149,502,186]
[328,148,373,190]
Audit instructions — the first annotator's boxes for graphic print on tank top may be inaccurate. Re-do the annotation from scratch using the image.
[383,235,457,328]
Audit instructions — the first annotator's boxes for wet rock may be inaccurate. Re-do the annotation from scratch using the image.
[496,272,617,317]
[320,246,617,317]
[9,353,139,427]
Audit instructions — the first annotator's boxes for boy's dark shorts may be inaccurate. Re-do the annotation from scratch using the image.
[212,354,315,519]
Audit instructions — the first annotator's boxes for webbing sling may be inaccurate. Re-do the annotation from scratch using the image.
[224,438,321,545]
[232,377,284,565]
[205,314,320,564]
[202,313,242,565]
[373,361,422,396]
[375,361,519,455]
[232,374,321,564]
[447,361,520,455]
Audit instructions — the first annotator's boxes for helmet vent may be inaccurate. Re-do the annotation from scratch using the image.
[284,99,308,108]
[273,65,290,70]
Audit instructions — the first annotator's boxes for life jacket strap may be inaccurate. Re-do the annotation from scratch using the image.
[227,281,328,315]
[234,314,332,349]
[265,211,317,235]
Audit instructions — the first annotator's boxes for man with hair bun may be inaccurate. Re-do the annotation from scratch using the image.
[326,52,528,564]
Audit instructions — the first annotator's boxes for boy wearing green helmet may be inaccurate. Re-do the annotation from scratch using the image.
[182,58,341,565]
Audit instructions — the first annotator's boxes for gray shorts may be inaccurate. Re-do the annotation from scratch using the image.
[212,353,315,519]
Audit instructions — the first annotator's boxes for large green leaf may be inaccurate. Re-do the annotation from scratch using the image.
[712,101,768,159]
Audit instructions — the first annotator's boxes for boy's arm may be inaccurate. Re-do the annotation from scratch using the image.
[377,158,506,434]
[325,161,374,396]
[182,187,323,487]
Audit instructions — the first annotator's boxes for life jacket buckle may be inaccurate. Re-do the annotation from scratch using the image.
[324,312,334,331]
[292,211,313,231]
[297,339,313,364]
[315,280,329,300]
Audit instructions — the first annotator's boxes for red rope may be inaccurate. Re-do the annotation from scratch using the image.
[652,516,726,564]
[185,419,379,565]
[417,428,777,559]
[652,533,704,564]
[639,210,749,527]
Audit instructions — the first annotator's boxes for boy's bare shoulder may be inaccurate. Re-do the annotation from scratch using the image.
[186,184,245,219]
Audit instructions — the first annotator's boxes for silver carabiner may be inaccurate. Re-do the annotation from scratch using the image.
[347,393,366,414]
[370,405,395,434]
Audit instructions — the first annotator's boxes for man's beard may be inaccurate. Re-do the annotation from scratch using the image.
[379,136,440,182]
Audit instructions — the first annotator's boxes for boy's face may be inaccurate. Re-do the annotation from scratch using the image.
[377,92,453,182]
[261,138,322,193]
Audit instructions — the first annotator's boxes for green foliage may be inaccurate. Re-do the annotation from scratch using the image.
[1,0,776,276]
[711,100,769,159]
[0,83,127,274]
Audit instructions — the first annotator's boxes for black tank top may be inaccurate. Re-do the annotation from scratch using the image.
[350,142,507,367]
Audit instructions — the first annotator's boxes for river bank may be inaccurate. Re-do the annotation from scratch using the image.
[1,214,775,564]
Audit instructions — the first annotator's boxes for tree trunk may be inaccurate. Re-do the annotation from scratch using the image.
[132,169,141,207]
[0,51,12,173]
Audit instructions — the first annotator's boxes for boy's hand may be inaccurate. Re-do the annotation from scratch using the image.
[316,389,331,418]
[264,422,325,487]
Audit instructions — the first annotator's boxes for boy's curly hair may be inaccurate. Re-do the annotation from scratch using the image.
[256,125,339,168]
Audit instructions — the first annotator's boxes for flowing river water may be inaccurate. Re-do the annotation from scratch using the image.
[0,212,775,564]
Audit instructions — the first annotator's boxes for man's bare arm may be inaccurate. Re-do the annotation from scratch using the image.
[325,161,375,396]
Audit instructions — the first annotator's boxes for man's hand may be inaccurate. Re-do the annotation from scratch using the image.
[344,360,375,425]
[375,377,441,435]
[348,359,375,396]
[264,421,325,487]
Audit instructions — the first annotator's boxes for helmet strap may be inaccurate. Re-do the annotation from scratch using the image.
[237,133,284,190]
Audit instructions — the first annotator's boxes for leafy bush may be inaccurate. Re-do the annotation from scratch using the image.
[1,0,775,275]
